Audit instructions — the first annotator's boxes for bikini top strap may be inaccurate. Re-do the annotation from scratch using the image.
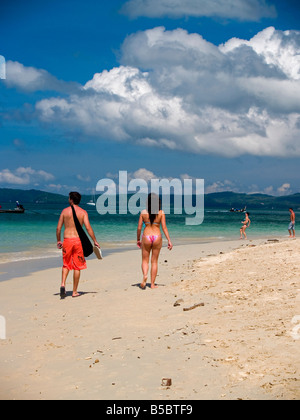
[142,210,162,226]
[144,220,160,226]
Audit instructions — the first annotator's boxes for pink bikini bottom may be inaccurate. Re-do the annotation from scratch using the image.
[143,234,161,244]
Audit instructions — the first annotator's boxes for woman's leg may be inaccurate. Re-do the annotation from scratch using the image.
[150,238,162,288]
[141,240,151,289]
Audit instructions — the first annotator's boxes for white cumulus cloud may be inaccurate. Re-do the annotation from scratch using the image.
[220,26,300,80]
[132,168,157,182]
[6,26,300,159]
[0,167,54,186]
[5,61,79,93]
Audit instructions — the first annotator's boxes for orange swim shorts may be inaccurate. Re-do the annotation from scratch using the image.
[62,237,87,271]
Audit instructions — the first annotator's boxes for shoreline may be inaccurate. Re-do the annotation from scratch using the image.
[1,236,299,400]
[0,233,287,283]
[0,246,136,283]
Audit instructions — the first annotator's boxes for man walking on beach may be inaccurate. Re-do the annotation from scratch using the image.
[56,192,100,298]
[288,208,296,238]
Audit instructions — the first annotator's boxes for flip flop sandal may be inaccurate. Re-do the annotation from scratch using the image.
[60,286,66,299]
[93,246,102,259]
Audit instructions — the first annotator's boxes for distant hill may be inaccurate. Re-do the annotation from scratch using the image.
[0,188,300,210]
[205,191,300,210]
[0,188,68,204]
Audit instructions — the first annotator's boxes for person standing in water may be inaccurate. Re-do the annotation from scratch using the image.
[288,208,296,238]
[137,193,173,289]
[240,212,251,239]
[56,192,100,298]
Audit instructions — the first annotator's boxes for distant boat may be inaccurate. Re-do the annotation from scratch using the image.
[86,191,96,206]
[0,201,25,214]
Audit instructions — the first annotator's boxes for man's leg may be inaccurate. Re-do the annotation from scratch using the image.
[61,239,72,298]
[61,267,69,288]
[73,270,81,297]
[60,267,69,298]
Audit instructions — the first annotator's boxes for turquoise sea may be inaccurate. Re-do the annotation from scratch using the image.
[0,201,294,265]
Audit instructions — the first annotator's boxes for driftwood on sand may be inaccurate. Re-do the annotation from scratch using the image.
[183,303,205,311]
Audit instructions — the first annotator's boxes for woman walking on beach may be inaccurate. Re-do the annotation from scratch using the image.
[137,193,173,289]
[240,212,251,239]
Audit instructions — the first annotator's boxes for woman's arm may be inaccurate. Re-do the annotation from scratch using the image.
[137,213,143,248]
[161,212,173,250]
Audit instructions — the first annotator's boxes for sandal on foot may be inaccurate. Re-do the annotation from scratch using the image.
[60,287,66,299]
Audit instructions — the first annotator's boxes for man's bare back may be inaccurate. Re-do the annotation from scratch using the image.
[57,204,98,243]
[56,203,100,248]
[59,206,87,239]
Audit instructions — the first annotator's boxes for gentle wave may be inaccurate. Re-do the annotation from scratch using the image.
[0,250,61,265]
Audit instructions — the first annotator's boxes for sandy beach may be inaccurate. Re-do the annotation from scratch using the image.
[0,238,299,400]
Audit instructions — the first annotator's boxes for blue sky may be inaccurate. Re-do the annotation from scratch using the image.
[1,0,300,196]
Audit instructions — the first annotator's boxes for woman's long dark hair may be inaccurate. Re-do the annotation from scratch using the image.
[147,193,162,225]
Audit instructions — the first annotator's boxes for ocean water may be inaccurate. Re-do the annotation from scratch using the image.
[0,202,294,264]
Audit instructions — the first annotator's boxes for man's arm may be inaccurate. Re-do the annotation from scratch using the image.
[56,211,64,249]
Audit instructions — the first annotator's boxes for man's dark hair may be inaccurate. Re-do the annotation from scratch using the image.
[69,191,81,205]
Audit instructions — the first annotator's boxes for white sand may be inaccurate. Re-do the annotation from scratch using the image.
[0,238,299,400]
